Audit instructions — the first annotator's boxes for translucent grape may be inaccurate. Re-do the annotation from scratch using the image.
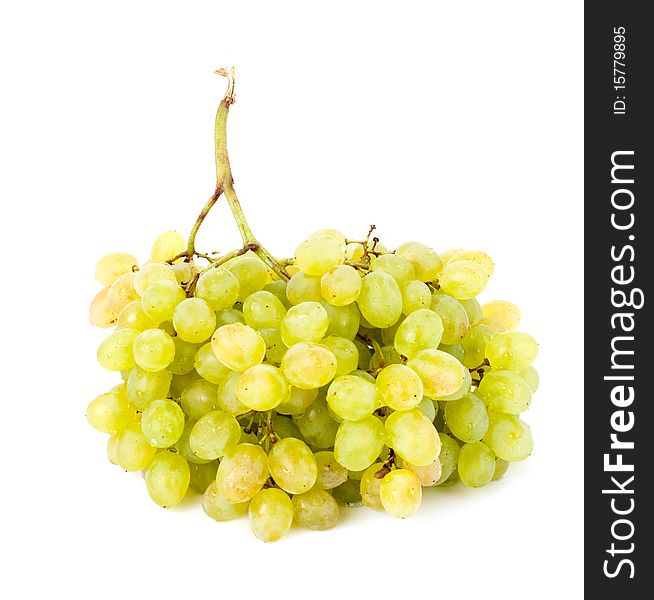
[127,366,172,411]
[326,374,377,421]
[145,450,190,507]
[448,250,494,278]
[437,366,472,402]
[271,415,304,440]
[493,458,510,481]
[95,252,138,286]
[268,437,317,494]
[172,298,216,343]
[395,242,443,281]
[194,343,232,384]
[332,478,363,507]
[286,271,322,305]
[216,370,250,416]
[519,365,540,393]
[180,378,219,419]
[311,229,347,248]
[322,301,361,340]
[107,434,119,465]
[483,413,533,461]
[293,489,339,530]
[314,451,348,490]
[259,328,288,365]
[318,335,357,376]
[276,386,318,416]
[133,328,175,372]
[401,280,432,315]
[435,433,461,485]
[227,255,268,301]
[188,460,218,494]
[345,242,365,262]
[334,416,385,471]
[192,268,240,313]
[401,457,442,486]
[416,397,437,421]
[479,315,508,333]
[150,230,185,263]
[86,388,137,433]
[458,441,495,488]
[407,348,467,399]
[141,398,185,447]
[89,286,119,328]
[477,370,532,414]
[190,410,241,460]
[375,364,423,411]
[249,488,295,542]
[444,393,489,443]
[168,337,198,375]
[368,345,402,371]
[353,338,373,370]
[485,331,538,371]
[357,271,402,328]
[385,408,440,466]
[280,301,329,347]
[202,480,249,521]
[114,422,157,471]
[461,323,494,368]
[430,292,470,344]
[216,443,269,503]
[108,271,140,314]
[294,235,345,277]
[175,419,210,464]
[281,342,337,389]
[97,328,139,371]
[439,342,466,363]
[394,308,444,358]
[172,261,194,286]
[294,397,340,449]
[461,298,483,325]
[482,300,521,331]
[321,265,362,306]
[237,363,290,411]
[215,307,245,327]
[438,260,489,300]
[243,290,286,329]
[117,299,158,331]
[169,371,200,399]
[360,462,385,510]
[211,323,266,372]
[133,263,177,296]
[379,469,422,518]
[370,254,416,287]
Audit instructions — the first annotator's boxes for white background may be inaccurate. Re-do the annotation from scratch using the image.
[0,2,583,599]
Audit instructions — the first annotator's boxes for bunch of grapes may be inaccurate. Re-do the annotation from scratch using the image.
[86,70,538,542]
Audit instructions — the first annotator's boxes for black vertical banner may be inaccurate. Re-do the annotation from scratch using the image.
[585,1,653,596]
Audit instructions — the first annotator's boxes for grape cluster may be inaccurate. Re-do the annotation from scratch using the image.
[88,227,538,542]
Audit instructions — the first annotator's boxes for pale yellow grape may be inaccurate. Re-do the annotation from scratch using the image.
[117,299,158,331]
[281,342,337,389]
[345,242,364,262]
[127,367,172,411]
[332,479,363,506]
[237,364,290,411]
[226,255,268,301]
[444,393,489,443]
[286,271,322,304]
[271,415,303,440]
[354,338,373,370]
[311,229,346,249]
[357,271,402,328]
[437,367,472,401]
[430,293,470,344]
[477,370,532,414]
[211,323,266,372]
[188,461,218,494]
[172,261,194,285]
[133,263,176,296]
[407,349,467,399]
[395,242,443,281]
[189,410,241,460]
[375,364,423,411]
[400,457,442,486]
[294,235,345,276]
[294,397,340,449]
[194,343,232,384]
[107,434,119,465]
[519,365,540,393]
[416,397,437,421]
[385,408,440,466]
[493,458,510,480]
[202,480,249,521]
[141,398,185,447]
[323,301,361,340]
[132,328,175,372]
[95,252,138,286]
[150,230,186,263]
[216,370,250,416]
[326,374,377,421]
[439,342,466,363]
[314,451,348,490]
[483,413,533,461]
[195,268,240,311]
[293,489,339,530]
[180,378,219,419]
[169,371,201,399]
[461,323,494,368]
[268,437,317,494]
[89,287,119,328]
[175,419,210,465]
[216,443,269,503]
[401,280,432,315]
[435,433,460,485]
[448,249,494,277]
[461,298,483,325]
[334,416,385,471]
[264,280,290,308]
[145,450,190,507]
[259,328,288,365]
[280,301,329,346]
[86,388,137,433]
[173,298,216,343]
[482,300,521,331]
[381,316,405,346]
[394,308,444,358]
[479,315,508,333]
[97,328,138,371]
[485,331,538,371]
[249,488,295,542]
[114,422,157,471]
[140,279,185,323]
[379,469,422,518]
[320,265,362,306]
[370,254,415,288]
[458,441,495,488]
[438,260,490,300]
[360,462,385,510]
[440,248,464,264]
[108,271,140,313]
[243,290,286,329]
[168,338,198,375]
[276,386,318,416]
[321,335,358,376]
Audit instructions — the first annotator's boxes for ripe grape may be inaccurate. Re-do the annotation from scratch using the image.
[292,489,339,530]
[95,252,138,286]
[379,469,422,518]
[145,451,190,507]
[268,437,317,494]
[249,488,295,542]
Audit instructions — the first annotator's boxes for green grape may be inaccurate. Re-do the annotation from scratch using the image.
[294,234,345,277]
[322,301,361,340]
[86,388,137,433]
[286,271,322,305]
[326,374,377,421]
[280,301,329,346]
[460,298,483,325]
[211,323,266,372]
[108,271,140,313]
[416,397,436,422]
[175,419,210,464]
[194,343,232,384]
[259,328,287,365]
[492,458,510,481]
[133,263,177,296]
[172,261,195,286]
[215,307,245,327]
[268,437,317,494]
[216,370,251,416]
[375,364,423,411]
[448,250,494,278]
[357,271,402,328]
[407,348,467,399]
[519,365,540,393]
[320,265,362,306]
[263,280,291,308]
[435,433,461,485]
[458,441,495,488]
[293,489,339,530]
[141,398,185,447]
[127,367,172,411]
[430,292,470,344]
[195,268,240,311]
[368,345,402,371]
[353,338,373,370]
[311,229,347,248]
[477,370,532,414]
[334,416,385,471]
[385,409,440,466]
[190,410,241,460]
[202,480,249,521]
[172,298,216,343]
[249,488,295,542]
[437,367,472,402]
[394,308,444,358]
[321,335,358,376]
[117,299,158,331]
[483,413,533,461]
[345,242,365,262]
[227,255,268,301]
[438,259,490,299]
[95,252,138,286]
[444,393,489,443]
[169,337,198,375]
[150,230,185,263]
[479,315,508,333]
[314,451,348,490]
[145,450,190,507]
[379,469,422,518]
[294,397,340,449]
[276,386,318,416]
[243,290,287,329]
[395,242,443,281]
[114,422,157,471]
[133,328,175,372]
[281,342,337,389]
[97,328,139,371]
[89,286,120,328]
[461,323,494,368]
[360,462,386,510]
[107,434,119,465]
[180,378,219,419]
[141,279,185,322]
[271,414,304,440]
[401,280,432,315]
[332,478,362,507]
[169,371,200,399]
[439,342,465,363]
[486,331,538,372]
[370,254,416,287]
[159,320,176,336]
[381,315,405,346]
[189,460,218,494]
[237,363,290,411]
[215,443,269,503]
[400,457,442,486]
